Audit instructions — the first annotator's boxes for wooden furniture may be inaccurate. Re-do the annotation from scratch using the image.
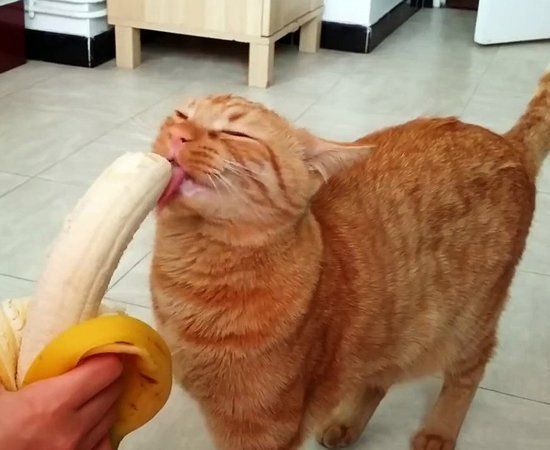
[107,0,324,87]
[0,0,26,74]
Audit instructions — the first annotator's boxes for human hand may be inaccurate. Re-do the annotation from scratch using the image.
[0,354,123,450]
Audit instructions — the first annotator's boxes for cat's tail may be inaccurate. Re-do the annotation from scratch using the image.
[505,64,550,177]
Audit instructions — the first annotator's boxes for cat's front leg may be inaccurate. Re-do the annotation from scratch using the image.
[203,405,306,450]
[316,385,386,448]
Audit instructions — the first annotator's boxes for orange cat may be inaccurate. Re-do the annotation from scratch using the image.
[150,69,550,450]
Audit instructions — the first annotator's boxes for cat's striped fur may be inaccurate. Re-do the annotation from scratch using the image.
[151,69,549,450]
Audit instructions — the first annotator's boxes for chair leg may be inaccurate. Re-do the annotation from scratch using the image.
[248,41,275,88]
[115,26,141,69]
[299,15,321,53]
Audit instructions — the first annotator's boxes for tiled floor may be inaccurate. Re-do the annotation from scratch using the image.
[1,8,549,450]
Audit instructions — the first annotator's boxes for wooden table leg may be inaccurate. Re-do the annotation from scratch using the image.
[115,26,141,68]
[299,14,322,54]
[248,41,275,88]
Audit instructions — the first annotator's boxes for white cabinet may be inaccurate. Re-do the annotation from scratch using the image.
[475,0,550,44]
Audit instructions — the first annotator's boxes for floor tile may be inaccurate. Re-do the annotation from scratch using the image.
[235,88,320,122]
[475,52,548,98]
[483,271,550,403]
[538,158,550,194]
[122,377,550,450]
[16,65,184,123]
[0,61,62,99]
[109,254,153,308]
[39,82,240,187]
[520,192,550,276]
[38,121,160,187]
[0,274,35,299]
[460,90,530,134]
[0,178,84,280]
[0,178,154,283]
[318,73,475,118]
[0,172,28,196]
[0,94,114,176]
[103,299,154,326]
[296,104,409,141]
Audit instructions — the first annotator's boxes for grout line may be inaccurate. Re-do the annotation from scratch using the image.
[109,251,151,289]
[478,386,550,407]
[0,177,34,201]
[458,49,499,117]
[32,120,129,179]
[30,83,189,180]
[105,297,152,310]
[518,268,550,278]
[294,77,343,122]
[33,175,88,189]
[0,273,36,283]
[0,64,63,101]
[31,95,178,179]
[0,169,32,178]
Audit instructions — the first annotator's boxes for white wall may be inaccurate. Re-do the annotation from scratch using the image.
[369,0,403,24]
[323,0,371,26]
[324,0,403,27]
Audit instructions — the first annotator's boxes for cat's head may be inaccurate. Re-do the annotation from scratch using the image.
[154,95,371,236]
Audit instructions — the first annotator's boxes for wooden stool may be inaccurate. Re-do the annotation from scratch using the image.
[107,0,324,88]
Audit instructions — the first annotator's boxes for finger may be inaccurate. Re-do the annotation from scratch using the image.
[50,355,123,407]
[77,405,117,450]
[79,378,123,426]
[91,435,112,450]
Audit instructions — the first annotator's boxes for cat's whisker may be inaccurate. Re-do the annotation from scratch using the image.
[206,173,222,203]
[224,160,263,182]
[213,172,249,205]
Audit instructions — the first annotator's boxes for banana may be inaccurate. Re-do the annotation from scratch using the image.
[0,152,174,447]
[17,152,171,385]
[22,314,172,448]
[0,298,28,391]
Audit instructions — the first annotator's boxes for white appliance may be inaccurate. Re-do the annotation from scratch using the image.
[475,0,550,44]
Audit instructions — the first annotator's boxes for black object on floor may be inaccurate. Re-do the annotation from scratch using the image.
[0,0,26,73]
[26,28,115,68]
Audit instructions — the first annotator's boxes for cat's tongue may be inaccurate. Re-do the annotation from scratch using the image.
[158,165,186,208]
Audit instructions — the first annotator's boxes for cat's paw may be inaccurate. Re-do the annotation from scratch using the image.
[411,429,456,450]
[316,424,361,448]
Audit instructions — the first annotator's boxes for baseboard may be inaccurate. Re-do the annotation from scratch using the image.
[320,22,368,53]
[26,28,115,68]
[280,21,368,54]
[367,0,421,52]
[282,1,421,54]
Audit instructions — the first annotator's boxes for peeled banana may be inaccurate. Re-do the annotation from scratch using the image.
[0,152,173,447]
[0,298,28,391]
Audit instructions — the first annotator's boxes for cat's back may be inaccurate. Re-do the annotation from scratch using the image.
[313,117,534,329]
[313,117,535,232]
[310,117,536,378]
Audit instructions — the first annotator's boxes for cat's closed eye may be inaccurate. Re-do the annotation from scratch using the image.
[222,130,252,139]
[175,110,188,120]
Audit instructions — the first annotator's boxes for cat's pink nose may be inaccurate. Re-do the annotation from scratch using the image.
[170,136,185,157]
[168,126,195,160]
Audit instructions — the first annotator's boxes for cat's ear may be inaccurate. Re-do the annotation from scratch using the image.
[297,129,373,181]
